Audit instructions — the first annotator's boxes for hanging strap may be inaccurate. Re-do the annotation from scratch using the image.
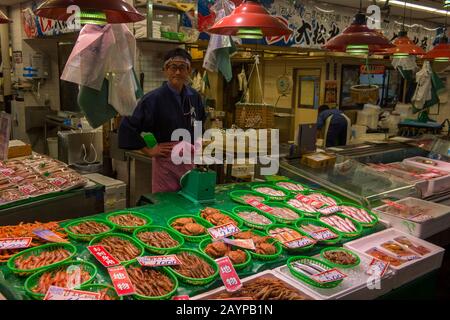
[240,54,266,105]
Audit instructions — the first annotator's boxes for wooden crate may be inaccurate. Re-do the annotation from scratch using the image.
[235,103,275,129]
[301,153,336,169]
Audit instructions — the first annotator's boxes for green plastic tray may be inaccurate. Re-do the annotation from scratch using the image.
[168,249,219,286]
[232,205,276,230]
[251,184,291,201]
[318,213,363,238]
[320,247,361,269]
[106,210,152,233]
[264,224,315,253]
[262,201,304,225]
[234,229,283,261]
[7,243,77,277]
[197,208,244,228]
[229,190,269,205]
[78,283,123,300]
[167,215,213,243]
[284,197,320,219]
[338,203,379,228]
[303,190,343,207]
[124,260,179,300]
[287,256,344,289]
[295,218,342,245]
[133,226,184,254]
[198,238,252,271]
[24,260,97,300]
[63,218,115,242]
[89,233,145,264]
[273,181,310,194]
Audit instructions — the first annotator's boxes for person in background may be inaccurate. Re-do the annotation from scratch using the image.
[119,48,206,193]
[317,104,348,147]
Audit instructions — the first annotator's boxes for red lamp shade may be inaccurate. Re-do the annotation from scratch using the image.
[34,0,145,24]
[323,13,394,53]
[384,31,425,55]
[208,0,292,37]
[0,10,11,24]
[422,36,450,61]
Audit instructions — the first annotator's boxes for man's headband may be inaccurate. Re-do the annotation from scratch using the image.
[164,56,191,69]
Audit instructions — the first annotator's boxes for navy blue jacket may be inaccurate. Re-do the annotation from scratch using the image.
[119,82,206,149]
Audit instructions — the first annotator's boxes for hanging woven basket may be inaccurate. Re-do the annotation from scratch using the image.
[350,84,379,104]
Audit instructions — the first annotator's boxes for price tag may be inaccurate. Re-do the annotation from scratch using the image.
[66,265,81,289]
[107,265,136,296]
[382,200,408,211]
[44,286,100,300]
[0,237,33,250]
[32,228,69,243]
[9,176,25,184]
[216,256,242,292]
[49,177,68,187]
[0,168,15,176]
[88,245,120,267]
[208,223,240,240]
[309,228,338,241]
[366,258,389,277]
[245,199,273,213]
[172,295,190,300]
[18,184,38,195]
[282,236,315,249]
[318,206,341,215]
[295,194,324,209]
[311,268,347,284]
[222,238,256,250]
[137,255,182,267]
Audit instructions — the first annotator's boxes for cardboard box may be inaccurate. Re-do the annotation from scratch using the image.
[8,140,32,159]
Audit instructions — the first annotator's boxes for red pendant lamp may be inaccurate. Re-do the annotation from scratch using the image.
[385,30,425,56]
[34,0,145,24]
[0,10,11,24]
[323,12,394,54]
[208,0,292,39]
[422,35,450,61]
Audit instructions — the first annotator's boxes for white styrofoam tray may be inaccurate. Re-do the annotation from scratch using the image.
[373,198,450,239]
[191,270,321,300]
[344,228,445,289]
[403,157,450,173]
[273,253,395,300]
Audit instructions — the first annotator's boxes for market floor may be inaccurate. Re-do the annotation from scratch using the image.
[436,245,450,300]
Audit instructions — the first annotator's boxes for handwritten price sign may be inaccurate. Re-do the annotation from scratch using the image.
[208,223,240,240]
[0,237,32,250]
[49,177,68,187]
[295,194,324,209]
[283,236,315,249]
[137,255,182,267]
[222,238,256,250]
[32,228,69,243]
[366,258,389,277]
[44,286,100,300]
[216,256,242,292]
[245,199,274,213]
[311,268,347,284]
[309,228,338,241]
[88,245,120,267]
[318,206,341,215]
[107,265,136,296]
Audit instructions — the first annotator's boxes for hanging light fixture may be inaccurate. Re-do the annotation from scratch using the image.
[34,0,145,25]
[208,0,292,39]
[0,10,11,24]
[423,2,450,61]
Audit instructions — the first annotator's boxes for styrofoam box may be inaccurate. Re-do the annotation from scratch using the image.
[403,157,450,173]
[273,253,395,300]
[373,197,450,239]
[191,270,321,300]
[344,228,445,289]
[84,173,126,200]
[104,199,126,213]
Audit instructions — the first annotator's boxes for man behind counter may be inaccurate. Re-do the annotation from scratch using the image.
[119,48,206,193]
[317,104,348,147]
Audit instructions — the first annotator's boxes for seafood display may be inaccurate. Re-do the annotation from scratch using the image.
[287,199,317,214]
[31,266,91,294]
[127,266,175,297]
[393,236,430,256]
[46,170,88,190]
[97,288,120,300]
[307,193,338,207]
[170,217,206,236]
[320,215,358,233]
[268,227,302,242]
[339,205,375,224]
[237,210,272,225]
[376,202,433,222]
[172,251,215,279]
[108,213,148,227]
[0,188,27,203]
[254,187,286,197]
[136,230,179,248]
[94,236,141,262]
[234,231,277,255]
[240,194,265,202]
[18,181,60,196]
[276,182,306,192]
[269,207,300,221]
[68,221,111,235]
[204,242,247,265]
[365,248,405,267]
[200,208,238,226]
[323,250,358,265]
[380,241,420,260]
[290,260,329,276]
[14,248,72,270]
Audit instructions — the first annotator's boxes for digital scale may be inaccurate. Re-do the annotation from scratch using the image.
[178,167,217,204]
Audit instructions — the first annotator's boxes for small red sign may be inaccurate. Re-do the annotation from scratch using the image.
[9,176,25,184]
[216,256,242,292]
[172,295,190,300]
[49,177,67,187]
[0,237,33,250]
[107,265,136,296]
[18,184,38,195]
[245,199,274,213]
[0,168,15,176]
[360,65,385,74]
[295,194,324,209]
[88,245,120,268]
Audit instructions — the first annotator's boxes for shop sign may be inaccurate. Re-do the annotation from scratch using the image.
[216,256,242,292]
[360,65,385,75]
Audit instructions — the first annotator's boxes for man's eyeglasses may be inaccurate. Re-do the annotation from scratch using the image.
[166,64,189,72]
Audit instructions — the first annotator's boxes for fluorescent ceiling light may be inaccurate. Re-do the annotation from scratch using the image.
[377,0,450,16]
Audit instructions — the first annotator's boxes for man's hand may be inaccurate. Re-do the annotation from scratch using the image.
[142,144,173,158]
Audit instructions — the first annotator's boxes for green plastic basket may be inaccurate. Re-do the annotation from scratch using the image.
[63,218,115,242]
[320,247,361,269]
[338,203,379,228]
[274,181,310,194]
[232,205,276,230]
[124,260,179,300]
[7,243,77,277]
[106,210,152,233]
[89,233,145,264]
[78,283,123,300]
[284,197,320,219]
[198,238,252,271]
[234,229,283,261]
[303,190,343,207]
[264,224,315,253]
[318,213,363,238]
[24,260,97,300]
[168,249,219,286]
[295,218,342,245]
[133,226,185,254]
[288,256,344,289]
[251,184,291,201]
[263,202,304,225]
[167,215,213,243]
[197,208,244,228]
[229,190,269,205]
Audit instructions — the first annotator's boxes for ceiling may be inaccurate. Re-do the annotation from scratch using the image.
[0,0,28,6]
